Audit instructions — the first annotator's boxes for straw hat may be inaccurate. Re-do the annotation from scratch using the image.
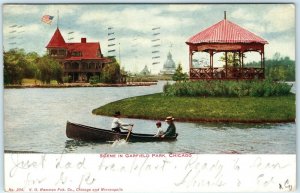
[165,116,175,122]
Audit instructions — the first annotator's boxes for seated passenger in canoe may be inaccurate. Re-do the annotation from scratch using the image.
[111,111,133,133]
[154,121,164,137]
[161,116,176,138]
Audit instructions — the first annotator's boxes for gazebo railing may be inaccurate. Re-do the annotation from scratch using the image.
[190,67,264,80]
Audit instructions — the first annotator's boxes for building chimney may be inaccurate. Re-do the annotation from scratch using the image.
[81,38,87,43]
[224,11,227,20]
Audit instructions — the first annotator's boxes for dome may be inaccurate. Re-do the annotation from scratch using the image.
[163,52,176,69]
[140,65,151,75]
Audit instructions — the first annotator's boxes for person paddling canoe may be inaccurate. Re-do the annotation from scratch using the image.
[111,111,133,133]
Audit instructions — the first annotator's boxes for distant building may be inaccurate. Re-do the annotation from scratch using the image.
[46,28,111,82]
[160,51,176,75]
[140,65,151,75]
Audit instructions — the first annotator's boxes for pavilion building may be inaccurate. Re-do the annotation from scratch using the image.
[46,28,111,82]
[160,51,176,75]
[186,12,268,80]
[140,65,151,75]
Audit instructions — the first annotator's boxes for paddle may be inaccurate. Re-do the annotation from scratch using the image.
[125,124,133,142]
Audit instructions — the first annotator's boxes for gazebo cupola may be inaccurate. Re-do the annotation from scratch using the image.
[186,12,268,80]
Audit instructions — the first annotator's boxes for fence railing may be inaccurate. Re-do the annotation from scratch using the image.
[190,67,264,80]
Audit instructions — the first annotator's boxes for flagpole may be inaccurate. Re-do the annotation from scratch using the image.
[57,10,59,28]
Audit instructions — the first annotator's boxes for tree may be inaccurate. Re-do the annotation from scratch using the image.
[24,52,39,79]
[3,49,28,84]
[100,57,121,83]
[36,55,63,84]
[245,53,295,81]
[172,63,188,82]
[219,52,243,67]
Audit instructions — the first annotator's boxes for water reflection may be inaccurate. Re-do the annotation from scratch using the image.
[64,140,90,153]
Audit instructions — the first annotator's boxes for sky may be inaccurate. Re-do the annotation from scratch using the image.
[2,3,295,74]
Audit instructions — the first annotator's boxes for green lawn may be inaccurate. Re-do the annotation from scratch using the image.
[22,78,58,85]
[92,93,295,123]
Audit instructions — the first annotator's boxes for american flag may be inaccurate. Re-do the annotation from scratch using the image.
[41,15,54,24]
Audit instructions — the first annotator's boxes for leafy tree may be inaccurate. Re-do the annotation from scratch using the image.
[36,55,63,84]
[24,52,39,79]
[172,63,188,82]
[3,49,64,85]
[245,53,295,81]
[100,57,121,83]
[3,49,28,84]
[219,52,243,67]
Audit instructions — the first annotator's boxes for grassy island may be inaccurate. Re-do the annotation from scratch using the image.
[92,93,295,123]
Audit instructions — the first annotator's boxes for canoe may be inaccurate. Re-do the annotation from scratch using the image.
[66,121,178,142]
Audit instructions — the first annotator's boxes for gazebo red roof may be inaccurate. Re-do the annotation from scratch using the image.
[186,19,268,45]
[46,28,66,48]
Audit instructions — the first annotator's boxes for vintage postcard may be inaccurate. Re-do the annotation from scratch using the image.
[2,3,296,192]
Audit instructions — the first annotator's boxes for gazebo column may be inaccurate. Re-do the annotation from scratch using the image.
[209,50,213,78]
[238,52,241,67]
[189,49,193,77]
[261,50,265,79]
[260,52,263,68]
[225,51,228,78]
[241,52,244,68]
[239,51,242,79]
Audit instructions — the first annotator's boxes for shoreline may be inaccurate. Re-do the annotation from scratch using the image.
[97,114,295,124]
[4,82,157,89]
[92,93,295,124]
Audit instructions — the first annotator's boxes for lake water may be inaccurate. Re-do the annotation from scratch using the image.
[4,81,296,154]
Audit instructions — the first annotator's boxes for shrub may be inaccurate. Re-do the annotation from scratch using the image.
[163,80,292,97]
[89,75,100,85]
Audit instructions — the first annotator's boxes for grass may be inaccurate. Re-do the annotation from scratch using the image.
[92,93,295,123]
[22,78,58,85]
[128,75,172,82]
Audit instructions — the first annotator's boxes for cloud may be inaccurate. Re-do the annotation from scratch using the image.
[41,5,81,17]
[24,24,44,34]
[166,4,208,12]
[263,5,295,33]
[265,39,295,60]
[231,8,256,21]
[231,5,295,34]
[78,6,193,34]
[3,5,39,15]
[241,22,267,35]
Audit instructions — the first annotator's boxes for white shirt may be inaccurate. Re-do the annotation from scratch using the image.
[154,127,164,137]
[111,118,129,130]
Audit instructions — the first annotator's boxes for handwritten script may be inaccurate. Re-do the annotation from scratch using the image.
[4,154,296,192]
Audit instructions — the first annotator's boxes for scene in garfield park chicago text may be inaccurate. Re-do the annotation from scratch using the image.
[3,4,295,154]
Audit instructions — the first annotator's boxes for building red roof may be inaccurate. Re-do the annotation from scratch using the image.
[46,28,109,61]
[46,28,66,48]
[186,19,268,44]
[66,42,102,60]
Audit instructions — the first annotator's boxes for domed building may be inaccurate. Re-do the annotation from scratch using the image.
[160,51,176,75]
[140,65,151,75]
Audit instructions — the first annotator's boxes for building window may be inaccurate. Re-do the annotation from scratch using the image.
[50,49,58,56]
[72,51,82,57]
[58,49,66,56]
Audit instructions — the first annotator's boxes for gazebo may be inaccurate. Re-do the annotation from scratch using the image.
[186,12,268,80]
